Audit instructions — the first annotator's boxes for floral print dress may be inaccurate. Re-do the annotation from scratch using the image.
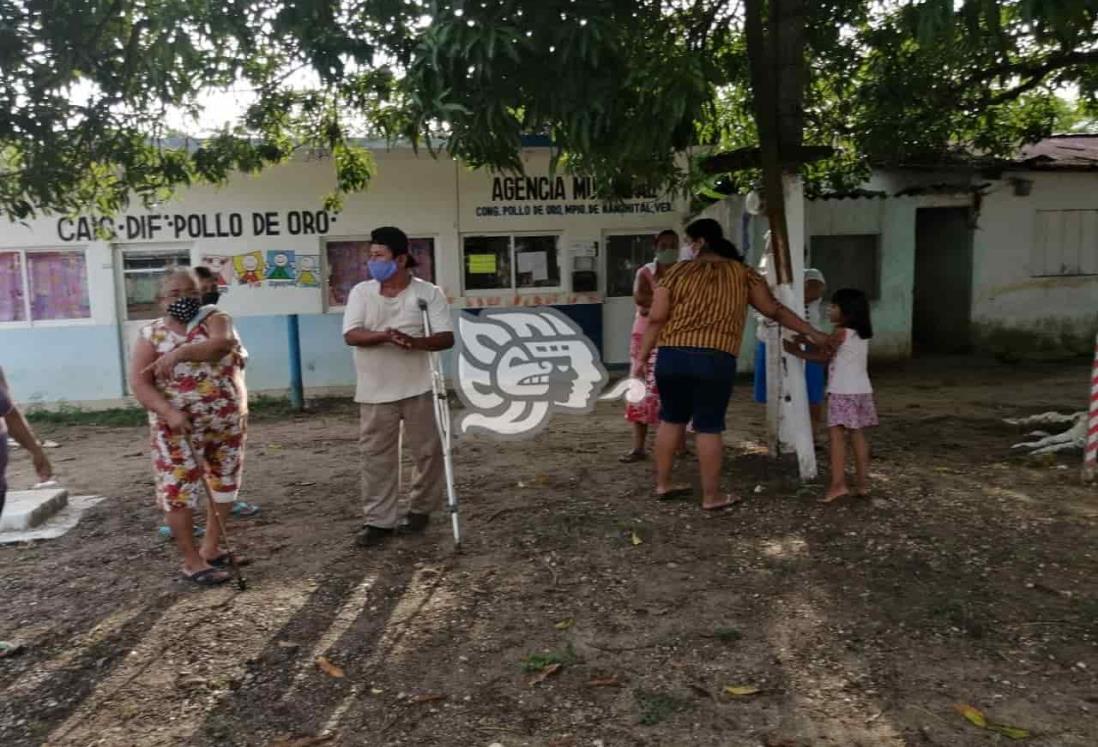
[141,316,247,512]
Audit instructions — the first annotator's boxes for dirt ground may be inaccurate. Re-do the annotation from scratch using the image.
[1,358,1096,747]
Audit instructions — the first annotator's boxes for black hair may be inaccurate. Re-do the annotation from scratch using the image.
[655,229,679,243]
[831,288,873,339]
[370,226,409,254]
[193,266,215,280]
[370,225,416,267]
[684,218,723,244]
[709,238,744,262]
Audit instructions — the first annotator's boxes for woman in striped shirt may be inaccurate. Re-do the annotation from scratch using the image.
[634,225,830,510]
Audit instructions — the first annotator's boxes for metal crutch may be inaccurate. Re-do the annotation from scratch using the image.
[417,298,461,548]
[184,438,248,590]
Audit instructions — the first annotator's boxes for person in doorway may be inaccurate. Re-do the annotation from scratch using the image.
[342,226,454,548]
[754,265,828,429]
[0,368,53,657]
[785,288,877,502]
[621,229,682,463]
[131,269,249,586]
[635,226,831,511]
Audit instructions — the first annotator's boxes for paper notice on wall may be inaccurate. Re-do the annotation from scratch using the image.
[468,254,497,274]
[570,241,597,258]
[519,251,549,281]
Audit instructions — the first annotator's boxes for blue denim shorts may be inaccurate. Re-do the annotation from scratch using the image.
[655,346,737,433]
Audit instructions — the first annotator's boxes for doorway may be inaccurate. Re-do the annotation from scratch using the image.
[913,207,974,354]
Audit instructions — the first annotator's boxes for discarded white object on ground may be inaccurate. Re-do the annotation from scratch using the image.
[1008,412,1086,455]
[0,495,106,544]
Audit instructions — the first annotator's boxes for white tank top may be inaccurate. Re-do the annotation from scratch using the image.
[828,329,872,394]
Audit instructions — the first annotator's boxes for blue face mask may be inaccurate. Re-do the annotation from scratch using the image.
[368,259,399,282]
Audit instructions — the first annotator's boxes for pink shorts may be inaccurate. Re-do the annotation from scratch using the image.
[828,393,878,430]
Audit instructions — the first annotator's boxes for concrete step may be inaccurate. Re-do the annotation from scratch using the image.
[0,488,69,532]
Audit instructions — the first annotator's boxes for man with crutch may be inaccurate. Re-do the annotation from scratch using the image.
[342,227,455,548]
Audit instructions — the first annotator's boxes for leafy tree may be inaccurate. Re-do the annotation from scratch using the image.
[3,0,1096,224]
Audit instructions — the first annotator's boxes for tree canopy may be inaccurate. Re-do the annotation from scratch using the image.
[2,0,1096,220]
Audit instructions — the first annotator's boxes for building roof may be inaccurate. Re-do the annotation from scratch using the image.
[1014,134,1098,170]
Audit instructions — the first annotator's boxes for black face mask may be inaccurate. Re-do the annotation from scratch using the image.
[201,291,220,305]
[167,297,201,323]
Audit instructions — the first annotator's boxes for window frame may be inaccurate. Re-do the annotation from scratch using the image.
[322,233,438,312]
[0,246,94,327]
[1031,209,1098,278]
[603,231,665,299]
[116,244,193,322]
[460,231,564,296]
[808,233,883,301]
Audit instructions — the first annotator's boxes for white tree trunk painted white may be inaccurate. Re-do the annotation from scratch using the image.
[765,174,817,480]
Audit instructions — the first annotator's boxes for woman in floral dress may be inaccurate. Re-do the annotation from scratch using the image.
[130,269,248,586]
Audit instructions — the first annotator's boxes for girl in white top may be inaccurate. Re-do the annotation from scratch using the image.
[785,288,878,502]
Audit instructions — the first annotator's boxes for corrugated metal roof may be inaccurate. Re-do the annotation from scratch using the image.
[1015,134,1098,170]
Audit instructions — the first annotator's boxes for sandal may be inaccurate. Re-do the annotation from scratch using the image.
[619,449,647,463]
[183,568,231,586]
[204,551,251,568]
[231,501,261,517]
[654,486,692,500]
[0,641,25,658]
[702,493,743,511]
[159,525,205,540]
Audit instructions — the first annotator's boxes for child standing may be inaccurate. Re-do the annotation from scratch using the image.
[785,288,877,502]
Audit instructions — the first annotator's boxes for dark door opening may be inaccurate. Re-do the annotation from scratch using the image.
[913,207,974,354]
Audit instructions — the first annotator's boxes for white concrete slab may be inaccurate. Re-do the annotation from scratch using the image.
[0,495,106,544]
[0,488,68,531]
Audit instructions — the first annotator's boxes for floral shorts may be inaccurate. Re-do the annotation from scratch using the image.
[828,393,879,430]
[151,411,246,512]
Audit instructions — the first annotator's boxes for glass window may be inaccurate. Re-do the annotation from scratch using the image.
[462,234,560,292]
[122,249,191,320]
[810,234,881,300]
[0,252,26,322]
[606,234,655,298]
[462,235,512,291]
[0,250,91,322]
[515,235,560,289]
[28,251,91,320]
[325,238,436,307]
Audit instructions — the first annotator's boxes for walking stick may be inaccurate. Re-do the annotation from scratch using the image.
[417,298,461,548]
[184,438,248,590]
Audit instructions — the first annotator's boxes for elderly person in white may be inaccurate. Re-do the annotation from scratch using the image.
[342,227,454,548]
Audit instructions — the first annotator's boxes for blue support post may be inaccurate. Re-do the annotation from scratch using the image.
[287,314,304,410]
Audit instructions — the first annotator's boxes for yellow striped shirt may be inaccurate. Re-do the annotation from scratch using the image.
[657,259,763,356]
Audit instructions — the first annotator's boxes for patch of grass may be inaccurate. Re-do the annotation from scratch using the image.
[714,627,742,643]
[25,404,146,428]
[634,688,692,726]
[521,643,577,672]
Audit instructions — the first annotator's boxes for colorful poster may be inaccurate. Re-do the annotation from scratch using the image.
[468,254,497,274]
[233,251,265,286]
[199,255,232,291]
[296,255,320,287]
[266,250,297,284]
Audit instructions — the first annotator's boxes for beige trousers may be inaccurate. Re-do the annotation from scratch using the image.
[359,392,444,528]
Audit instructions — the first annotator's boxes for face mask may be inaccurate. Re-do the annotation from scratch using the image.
[201,291,220,305]
[167,297,201,323]
[655,249,678,265]
[368,259,399,282]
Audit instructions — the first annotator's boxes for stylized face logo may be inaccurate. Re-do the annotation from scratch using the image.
[243,256,258,271]
[300,256,315,271]
[274,253,289,267]
[454,308,609,439]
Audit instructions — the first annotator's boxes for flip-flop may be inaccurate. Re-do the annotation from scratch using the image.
[159,525,206,539]
[204,552,251,568]
[702,493,743,511]
[231,501,261,517]
[183,568,231,586]
[654,486,692,500]
[619,450,647,463]
[0,641,25,658]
